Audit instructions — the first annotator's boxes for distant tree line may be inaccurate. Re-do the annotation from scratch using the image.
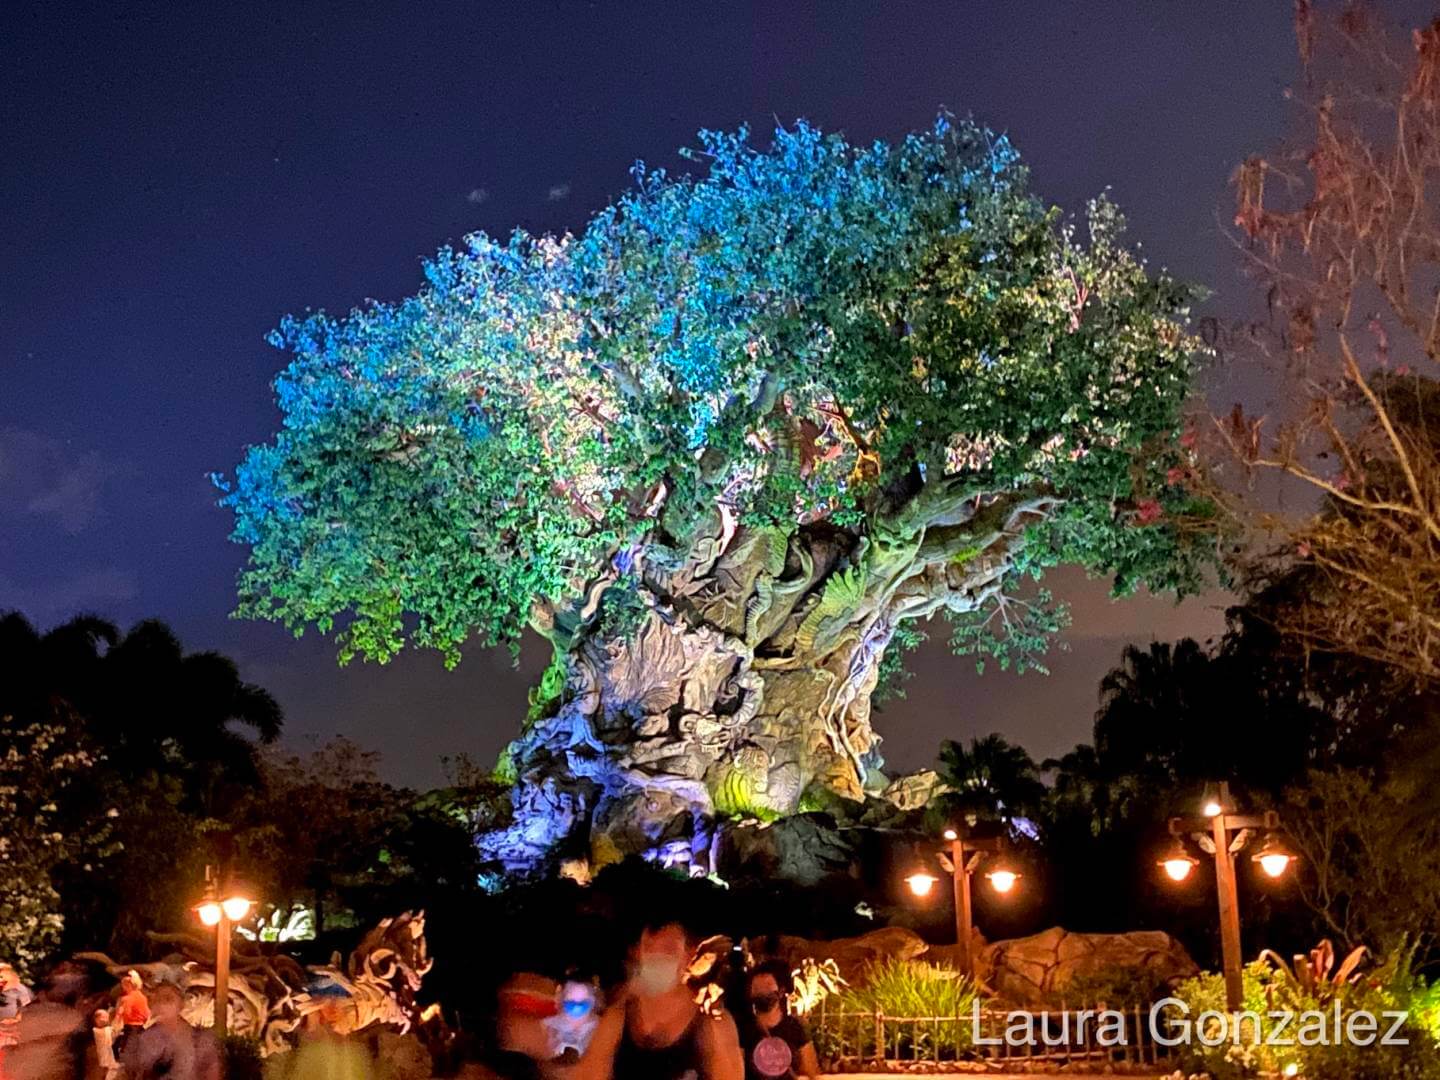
[0,612,494,979]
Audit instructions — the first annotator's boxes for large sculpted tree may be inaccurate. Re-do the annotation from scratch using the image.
[221,119,1211,876]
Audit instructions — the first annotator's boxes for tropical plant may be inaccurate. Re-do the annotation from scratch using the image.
[0,610,283,955]
[936,733,1045,824]
[1284,764,1440,963]
[824,958,979,1060]
[790,957,847,1016]
[1258,939,1369,996]
[1171,954,1440,1080]
[1055,964,1174,1008]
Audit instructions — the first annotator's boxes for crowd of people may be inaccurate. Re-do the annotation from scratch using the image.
[0,918,821,1080]
[0,965,223,1080]
[487,923,820,1080]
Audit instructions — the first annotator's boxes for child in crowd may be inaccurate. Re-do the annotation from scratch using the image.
[92,1009,120,1080]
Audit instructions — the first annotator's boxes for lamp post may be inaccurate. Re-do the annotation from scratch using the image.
[1161,782,1295,1012]
[906,826,1020,982]
[195,866,254,1041]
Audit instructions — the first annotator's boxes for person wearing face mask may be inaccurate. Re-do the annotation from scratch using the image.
[576,923,742,1080]
[738,962,818,1080]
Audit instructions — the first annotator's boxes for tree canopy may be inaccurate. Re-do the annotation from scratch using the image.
[222,117,1212,669]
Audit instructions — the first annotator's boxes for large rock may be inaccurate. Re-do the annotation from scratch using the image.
[716,813,860,887]
[878,769,949,812]
[976,926,1198,1005]
[763,926,930,984]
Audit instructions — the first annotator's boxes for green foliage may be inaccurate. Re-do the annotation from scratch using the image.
[238,738,485,926]
[593,575,650,642]
[1411,980,1440,1045]
[822,958,978,1059]
[837,957,980,1017]
[935,733,1045,823]
[492,744,518,786]
[1284,765,1440,960]
[873,624,928,704]
[948,587,1067,674]
[1054,964,1172,1007]
[0,612,291,957]
[524,651,568,728]
[1170,961,1440,1080]
[221,116,1209,668]
[0,720,111,977]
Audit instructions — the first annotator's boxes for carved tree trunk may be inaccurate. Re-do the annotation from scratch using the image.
[480,489,1047,877]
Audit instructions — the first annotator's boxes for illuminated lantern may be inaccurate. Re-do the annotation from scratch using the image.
[985,861,1020,894]
[221,895,254,922]
[197,901,222,927]
[905,870,939,898]
[1159,839,1198,882]
[1251,834,1295,879]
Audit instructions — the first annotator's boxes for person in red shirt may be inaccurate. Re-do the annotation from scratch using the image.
[113,973,150,1059]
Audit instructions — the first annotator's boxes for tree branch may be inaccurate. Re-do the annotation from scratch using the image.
[914,489,1060,564]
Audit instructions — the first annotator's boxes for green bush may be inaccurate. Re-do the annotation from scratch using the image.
[1168,960,1440,1080]
[1056,964,1174,1007]
[819,957,979,1060]
[222,1034,264,1080]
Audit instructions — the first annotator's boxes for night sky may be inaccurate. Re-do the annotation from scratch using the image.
[4,2,1325,788]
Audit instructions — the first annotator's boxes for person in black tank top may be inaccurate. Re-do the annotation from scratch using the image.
[613,997,707,1079]
[578,924,744,1080]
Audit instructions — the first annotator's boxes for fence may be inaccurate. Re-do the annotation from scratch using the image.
[812,1000,1178,1070]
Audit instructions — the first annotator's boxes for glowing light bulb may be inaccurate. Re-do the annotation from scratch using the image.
[905,871,938,898]
[1252,834,1295,879]
[222,896,253,922]
[1258,853,1292,878]
[1202,800,1222,818]
[942,828,958,842]
[987,870,1018,894]
[197,901,222,927]
[1284,1063,1299,1077]
[1163,857,1195,882]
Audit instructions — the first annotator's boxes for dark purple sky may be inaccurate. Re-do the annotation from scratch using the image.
[4,2,1321,787]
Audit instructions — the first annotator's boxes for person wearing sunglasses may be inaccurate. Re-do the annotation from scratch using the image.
[738,962,818,1080]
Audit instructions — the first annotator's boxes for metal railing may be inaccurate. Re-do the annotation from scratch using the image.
[811,999,1178,1069]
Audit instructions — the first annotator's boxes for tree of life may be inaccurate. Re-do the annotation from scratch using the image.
[220,117,1212,876]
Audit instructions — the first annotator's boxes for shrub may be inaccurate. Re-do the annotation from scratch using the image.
[1169,959,1440,1080]
[818,958,979,1060]
[1057,964,1175,1008]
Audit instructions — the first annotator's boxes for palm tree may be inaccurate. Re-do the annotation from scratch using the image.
[95,618,282,795]
[2,610,285,954]
[936,733,1046,826]
[2,612,281,796]
[1091,638,1219,782]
